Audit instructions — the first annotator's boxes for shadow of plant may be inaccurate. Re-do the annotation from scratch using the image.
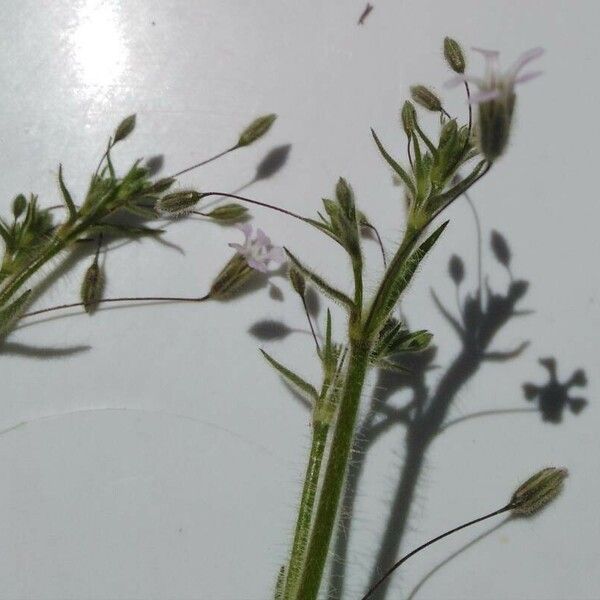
[324,227,587,600]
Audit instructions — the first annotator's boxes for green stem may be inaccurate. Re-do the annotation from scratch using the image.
[293,342,370,600]
[0,237,67,308]
[283,421,329,598]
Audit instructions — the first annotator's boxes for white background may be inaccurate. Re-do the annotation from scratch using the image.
[1,1,598,599]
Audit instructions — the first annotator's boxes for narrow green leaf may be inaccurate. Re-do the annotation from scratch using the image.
[58,164,77,220]
[0,289,32,334]
[0,218,12,249]
[260,349,319,403]
[284,248,354,310]
[371,128,416,196]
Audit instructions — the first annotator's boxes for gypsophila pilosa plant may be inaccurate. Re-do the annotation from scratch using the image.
[0,113,288,331]
[265,39,553,600]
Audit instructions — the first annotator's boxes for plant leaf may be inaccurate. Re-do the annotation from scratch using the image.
[58,164,77,220]
[371,128,416,196]
[260,349,318,403]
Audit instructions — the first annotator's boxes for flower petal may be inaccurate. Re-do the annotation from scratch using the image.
[267,246,286,264]
[471,46,500,59]
[514,70,544,85]
[247,257,268,272]
[255,228,271,247]
[236,223,253,239]
[509,47,545,78]
[469,88,502,104]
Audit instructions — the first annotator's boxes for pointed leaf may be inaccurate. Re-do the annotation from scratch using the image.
[260,349,318,403]
[371,129,416,196]
[58,164,77,220]
[379,221,449,319]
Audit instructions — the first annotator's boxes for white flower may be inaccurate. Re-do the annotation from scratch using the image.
[446,46,544,104]
[228,224,285,273]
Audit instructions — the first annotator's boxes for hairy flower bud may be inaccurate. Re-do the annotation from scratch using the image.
[439,119,458,147]
[12,194,27,219]
[149,177,176,194]
[477,96,515,162]
[237,114,277,147]
[401,101,417,136]
[113,114,136,143]
[510,467,568,516]
[207,203,248,222]
[444,37,466,74]
[289,267,306,297]
[410,85,443,112]
[208,254,255,300]
[335,177,354,219]
[157,191,201,215]
[81,260,103,314]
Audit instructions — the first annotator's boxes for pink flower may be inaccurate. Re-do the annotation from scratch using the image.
[446,47,544,104]
[228,224,285,273]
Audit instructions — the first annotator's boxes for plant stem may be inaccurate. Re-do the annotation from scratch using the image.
[168,145,238,178]
[293,342,370,600]
[283,421,329,599]
[20,294,210,319]
[361,503,512,600]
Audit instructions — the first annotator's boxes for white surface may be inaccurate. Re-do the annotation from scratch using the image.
[1,1,599,599]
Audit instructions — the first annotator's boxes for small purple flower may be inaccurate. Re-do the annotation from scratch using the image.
[446,46,544,104]
[228,223,285,273]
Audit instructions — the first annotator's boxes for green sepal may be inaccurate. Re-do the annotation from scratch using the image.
[260,349,319,403]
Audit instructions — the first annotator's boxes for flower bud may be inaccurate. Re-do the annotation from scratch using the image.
[510,467,568,516]
[81,260,103,314]
[237,114,277,147]
[444,37,466,74]
[157,191,201,215]
[113,114,136,143]
[477,96,515,161]
[206,203,248,222]
[12,194,27,219]
[410,85,443,112]
[289,267,306,297]
[335,177,354,219]
[401,101,417,136]
[149,177,176,194]
[208,254,255,300]
[439,119,458,147]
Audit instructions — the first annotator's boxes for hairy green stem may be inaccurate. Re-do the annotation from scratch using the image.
[283,421,329,598]
[293,342,370,600]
